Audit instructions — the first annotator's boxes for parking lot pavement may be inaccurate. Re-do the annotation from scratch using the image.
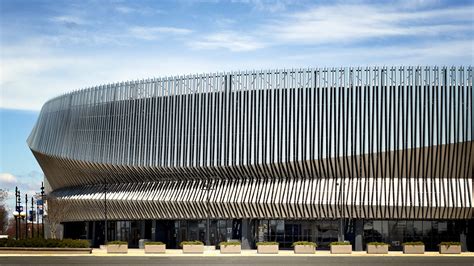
[1,255,473,266]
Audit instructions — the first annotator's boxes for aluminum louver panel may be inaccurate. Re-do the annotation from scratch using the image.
[28,66,474,221]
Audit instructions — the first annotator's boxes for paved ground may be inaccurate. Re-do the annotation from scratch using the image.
[0,256,473,266]
[1,249,473,265]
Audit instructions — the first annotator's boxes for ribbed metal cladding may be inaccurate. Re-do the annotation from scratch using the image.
[28,66,473,221]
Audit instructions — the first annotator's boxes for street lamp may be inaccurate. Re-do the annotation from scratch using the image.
[31,196,34,239]
[14,187,19,240]
[41,182,44,238]
[104,176,108,245]
[25,194,28,239]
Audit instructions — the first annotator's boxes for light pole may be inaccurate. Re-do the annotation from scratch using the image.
[104,176,108,245]
[14,187,19,240]
[36,197,40,238]
[25,194,28,239]
[41,182,44,238]
[31,196,34,239]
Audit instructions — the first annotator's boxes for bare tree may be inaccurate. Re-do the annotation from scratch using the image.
[45,195,70,239]
[0,189,8,234]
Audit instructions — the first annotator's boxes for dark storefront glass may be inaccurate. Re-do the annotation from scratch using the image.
[362,220,463,251]
[71,219,468,250]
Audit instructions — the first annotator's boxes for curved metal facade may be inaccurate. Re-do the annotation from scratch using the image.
[28,66,474,221]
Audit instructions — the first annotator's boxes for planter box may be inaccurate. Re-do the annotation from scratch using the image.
[439,245,461,254]
[367,244,388,254]
[294,245,315,254]
[257,245,279,254]
[0,247,92,254]
[107,244,128,254]
[403,245,424,254]
[182,244,204,254]
[220,245,241,254]
[331,245,352,254]
[144,244,166,254]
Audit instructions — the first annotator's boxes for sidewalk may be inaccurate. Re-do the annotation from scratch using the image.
[2,248,473,257]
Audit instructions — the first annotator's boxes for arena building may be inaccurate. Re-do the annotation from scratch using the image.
[28,66,473,250]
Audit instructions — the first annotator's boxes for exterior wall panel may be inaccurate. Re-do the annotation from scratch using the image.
[28,66,474,221]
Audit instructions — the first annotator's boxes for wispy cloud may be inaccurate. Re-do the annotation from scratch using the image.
[128,26,192,40]
[232,0,289,13]
[50,15,86,28]
[115,5,162,15]
[0,173,17,184]
[190,31,265,51]
[190,2,473,52]
[266,4,473,45]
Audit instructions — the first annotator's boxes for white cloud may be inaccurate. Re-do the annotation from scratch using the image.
[129,26,193,40]
[232,0,288,13]
[281,39,473,66]
[115,5,162,15]
[266,4,473,45]
[50,15,86,27]
[0,173,17,184]
[190,31,265,52]
[189,3,472,52]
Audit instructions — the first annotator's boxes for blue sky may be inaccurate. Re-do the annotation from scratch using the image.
[0,0,473,210]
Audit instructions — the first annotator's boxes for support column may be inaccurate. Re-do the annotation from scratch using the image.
[92,221,96,247]
[241,219,251,249]
[152,220,157,241]
[338,218,345,241]
[355,219,364,251]
[461,227,467,252]
[140,221,146,240]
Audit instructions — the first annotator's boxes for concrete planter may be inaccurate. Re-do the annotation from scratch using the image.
[293,245,315,254]
[257,245,279,254]
[144,244,166,254]
[367,244,388,254]
[330,245,352,254]
[220,244,241,254]
[107,244,128,254]
[182,244,204,254]
[439,245,461,254]
[0,247,92,254]
[403,245,424,254]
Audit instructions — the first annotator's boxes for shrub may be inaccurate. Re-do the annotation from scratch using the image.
[292,241,317,247]
[180,240,204,247]
[438,241,461,247]
[144,241,165,245]
[0,238,90,248]
[256,241,279,246]
[219,241,241,246]
[402,241,424,246]
[367,242,390,247]
[330,241,351,246]
[107,241,128,246]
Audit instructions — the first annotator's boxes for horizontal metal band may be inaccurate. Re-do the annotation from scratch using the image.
[52,176,473,221]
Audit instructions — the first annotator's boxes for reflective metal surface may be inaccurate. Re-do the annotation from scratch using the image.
[28,66,474,221]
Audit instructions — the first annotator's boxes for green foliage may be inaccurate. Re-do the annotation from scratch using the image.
[0,238,90,248]
[291,241,317,247]
[219,241,241,246]
[256,241,279,246]
[144,241,165,245]
[402,241,424,246]
[367,242,390,247]
[438,241,461,247]
[329,241,351,246]
[179,240,204,247]
[107,241,128,245]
